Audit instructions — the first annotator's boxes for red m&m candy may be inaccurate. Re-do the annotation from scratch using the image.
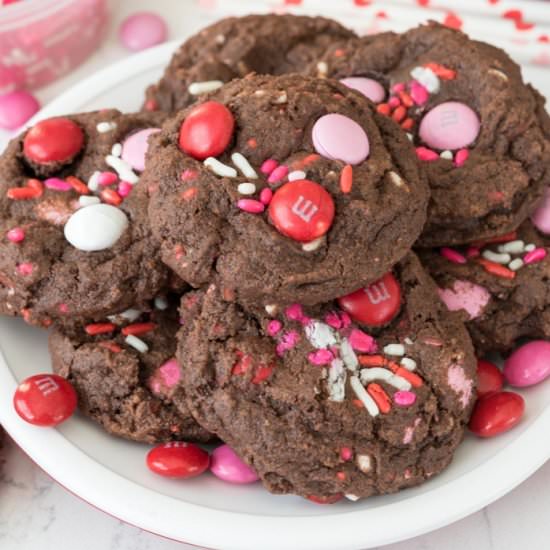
[476,359,504,397]
[146,441,210,478]
[469,391,524,438]
[338,273,401,327]
[23,118,84,164]
[13,374,77,426]
[178,101,234,160]
[268,179,335,242]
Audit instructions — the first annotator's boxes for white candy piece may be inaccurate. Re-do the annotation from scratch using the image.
[508,258,524,271]
[188,80,224,95]
[482,250,511,264]
[498,240,525,255]
[400,357,417,371]
[524,243,536,252]
[383,343,405,356]
[204,157,237,178]
[237,182,256,195]
[96,121,117,133]
[288,170,306,182]
[440,150,453,160]
[64,204,128,252]
[125,335,149,353]
[231,153,258,179]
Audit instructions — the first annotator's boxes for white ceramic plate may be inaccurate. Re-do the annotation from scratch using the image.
[1,40,550,550]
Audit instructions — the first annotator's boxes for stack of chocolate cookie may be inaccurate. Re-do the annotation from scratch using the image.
[1,15,549,503]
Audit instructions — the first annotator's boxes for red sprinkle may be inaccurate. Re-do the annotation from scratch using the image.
[416,147,439,162]
[99,341,122,353]
[336,471,346,481]
[423,62,457,80]
[387,362,423,387]
[7,227,25,243]
[392,106,407,123]
[7,178,44,200]
[472,231,518,248]
[466,246,480,259]
[181,187,198,201]
[85,322,116,335]
[358,355,387,367]
[66,176,89,195]
[477,258,516,279]
[440,247,467,264]
[401,118,415,130]
[376,103,391,116]
[398,90,414,108]
[100,188,123,206]
[367,383,391,413]
[121,322,156,336]
[392,83,406,93]
[232,353,253,375]
[252,364,274,384]
[98,171,118,186]
[340,165,353,194]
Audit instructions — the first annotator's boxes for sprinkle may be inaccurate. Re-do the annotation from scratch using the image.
[317,61,328,77]
[385,362,423,387]
[383,343,405,356]
[360,367,411,391]
[274,92,288,104]
[392,106,407,123]
[79,195,101,207]
[389,171,406,188]
[454,148,469,167]
[305,321,337,349]
[285,303,305,322]
[7,181,43,200]
[416,147,439,162]
[111,143,122,157]
[440,247,467,264]
[346,494,360,501]
[401,118,414,131]
[17,262,33,276]
[340,165,353,193]
[181,187,198,201]
[261,159,278,175]
[392,83,406,93]
[423,62,456,80]
[268,165,288,184]
[466,246,480,258]
[366,383,391,414]
[204,157,237,178]
[498,240,525,254]
[87,171,100,192]
[349,376,379,417]
[422,337,443,347]
[7,227,25,243]
[118,181,133,198]
[388,96,401,109]
[267,320,282,336]
[231,152,258,179]
[237,198,265,213]
[121,322,156,336]
[358,354,386,367]
[181,169,198,181]
[308,349,334,366]
[154,296,168,310]
[472,231,517,247]
[106,155,138,184]
[508,258,524,271]
[112,308,142,322]
[406,133,414,141]
[288,170,306,181]
[399,91,413,107]
[327,359,347,402]
[348,329,377,353]
[302,236,325,252]
[400,357,417,371]
[488,68,508,81]
[478,258,516,279]
[259,188,273,205]
[100,188,122,206]
[404,337,414,345]
[98,172,118,186]
[340,338,359,372]
[394,390,417,407]
[66,176,89,195]
[409,81,429,105]
[376,103,391,116]
[99,341,122,353]
[125,334,149,353]
[237,182,256,195]
[524,243,536,252]
[356,454,372,473]
[265,304,277,315]
[85,322,116,335]
[96,121,117,133]
[410,66,440,93]
[524,247,547,265]
[482,250,511,264]
[188,80,224,95]
[247,138,257,148]
[440,150,453,160]
[45,178,72,191]
[340,447,353,461]
[252,365,274,384]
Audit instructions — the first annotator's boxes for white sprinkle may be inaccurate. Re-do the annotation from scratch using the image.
[254,90,266,97]
[389,171,406,188]
[302,236,325,252]
[356,454,372,473]
[524,243,536,252]
[440,150,453,160]
[106,155,138,184]
[237,182,256,195]
[274,92,287,104]
[125,334,149,353]
[360,367,411,391]
[119,308,142,322]
[305,320,337,349]
[350,375,379,417]
[96,121,117,133]
[345,494,360,502]
[111,143,122,157]
[410,66,440,93]
[265,304,277,315]
[87,171,100,192]
[78,195,100,208]
[231,152,258,179]
[154,296,168,310]
[400,357,417,371]
[482,250,511,264]
[508,258,524,271]
[203,157,237,178]
[404,337,414,345]
[340,338,358,372]
[317,61,328,77]
[488,68,508,81]
[498,240,525,254]
[383,343,405,356]
[327,359,347,402]
[288,170,306,182]
[188,80,224,95]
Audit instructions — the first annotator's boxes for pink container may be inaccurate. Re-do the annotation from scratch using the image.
[0,0,109,94]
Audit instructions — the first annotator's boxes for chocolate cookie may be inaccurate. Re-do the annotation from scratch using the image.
[420,213,550,355]
[143,14,355,112]
[0,110,169,327]
[175,253,476,500]
[144,73,428,308]
[49,299,213,444]
[316,22,550,246]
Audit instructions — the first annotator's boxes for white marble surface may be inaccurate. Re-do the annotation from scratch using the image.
[1,1,550,549]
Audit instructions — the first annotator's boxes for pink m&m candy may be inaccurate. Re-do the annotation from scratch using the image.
[312,113,369,165]
[419,101,480,151]
[210,444,259,484]
[0,91,39,130]
[531,187,550,235]
[121,128,160,172]
[437,280,491,320]
[147,442,210,479]
[504,340,550,387]
[339,77,385,103]
[119,12,167,52]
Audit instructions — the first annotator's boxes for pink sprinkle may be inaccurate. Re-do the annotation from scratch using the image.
[7,227,25,243]
[340,311,352,328]
[308,349,333,366]
[237,199,265,214]
[58,303,69,313]
[415,147,439,162]
[268,165,288,184]
[98,171,118,186]
[267,320,282,336]
[388,96,401,108]
[261,159,278,175]
[44,178,72,191]
[276,331,300,355]
[17,262,33,275]
[260,187,273,205]
[440,247,467,264]
[454,148,469,167]
[466,246,480,259]
[423,337,443,347]
[340,447,353,461]
[324,311,342,329]
[394,391,417,407]
[118,181,133,197]
[524,247,547,265]
[409,81,429,105]
[181,169,198,181]
[348,329,377,353]
[285,304,304,322]
[391,82,406,93]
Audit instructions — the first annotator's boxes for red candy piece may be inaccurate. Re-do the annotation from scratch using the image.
[306,494,344,504]
[469,391,524,438]
[23,118,84,164]
[146,442,210,478]
[178,101,234,160]
[477,359,504,397]
[268,179,335,242]
[13,374,77,427]
[338,273,401,327]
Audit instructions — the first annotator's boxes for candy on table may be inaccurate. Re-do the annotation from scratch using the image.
[119,12,167,52]
[339,77,385,103]
[210,444,259,484]
[504,341,550,388]
[476,359,504,397]
[146,442,210,479]
[468,391,524,438]
[0,91,39,130]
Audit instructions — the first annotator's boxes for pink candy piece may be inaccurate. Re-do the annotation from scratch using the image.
[454,148,469,167]
[394,391,417,407]
[98,172,118,186]
[415,147,439,162]
[267,320,282,336]
[392,83,406,93]
[348,328,377,353]
[419,101,480,150]
[440,247,467,264]
[261,159,278,175]
[267,165,288,184]
[312,114,370,165]
[237,199,265,214]
[308,349,334,366]
[339,77,385,103]
[0,91,39,130]
[44,178,72,191]
[340,447,353,461]
[210,444,259,484]
[524,247,547,264]
[437,280,491,320]
[409,81,429,105]
[388,96,401,108]
[504,340,550,387]
[7,227,25,243]
[17,262,33,275]
[119,12,167,52]
[285,303,304,322]
[531,187,550,235]
[121,127,160,171]
[118,181,133,198]
[259,187,273,205]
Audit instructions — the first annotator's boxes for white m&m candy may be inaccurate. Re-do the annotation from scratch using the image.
[64,204,129,251]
